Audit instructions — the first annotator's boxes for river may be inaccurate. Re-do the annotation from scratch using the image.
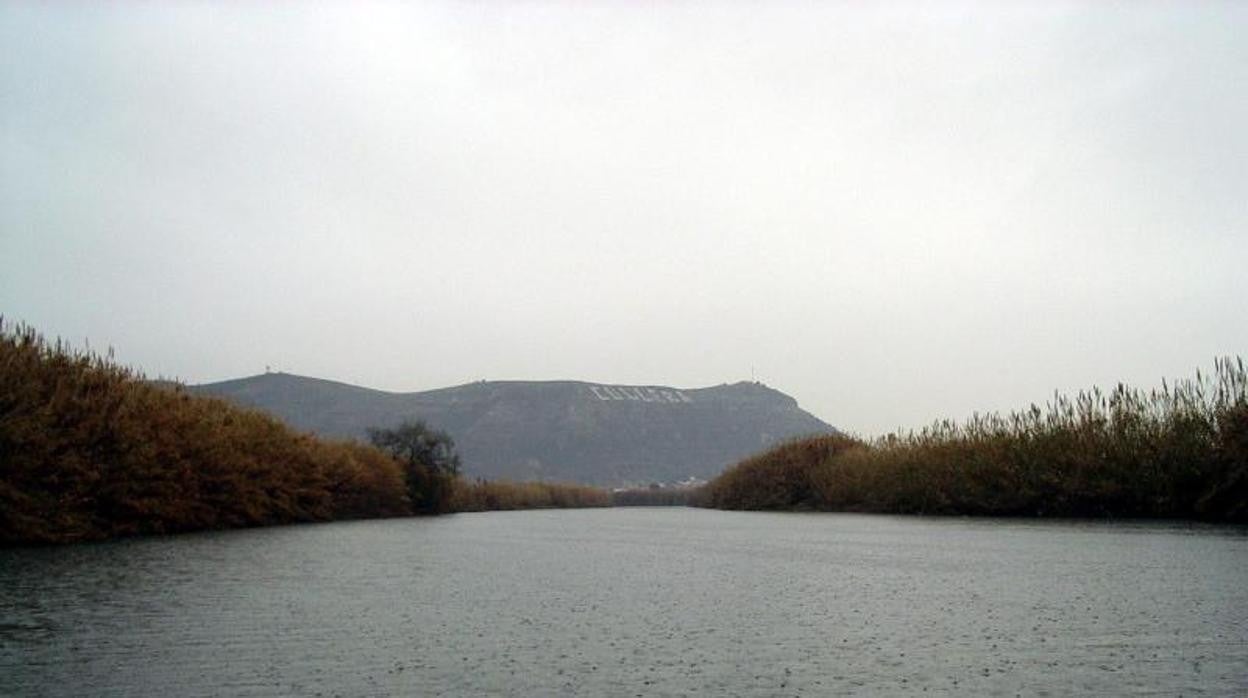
[2,508,1245,695]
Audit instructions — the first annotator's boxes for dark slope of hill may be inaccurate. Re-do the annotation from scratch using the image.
[191,374,837,485]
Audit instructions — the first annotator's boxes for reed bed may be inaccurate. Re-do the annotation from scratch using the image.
[449,478,611,511]
[0,321,613,544]
[0,321,413,544]
[610,487,699,507]
[700,359,1247,522]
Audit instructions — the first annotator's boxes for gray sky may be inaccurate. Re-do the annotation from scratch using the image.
[2,2,1245,435]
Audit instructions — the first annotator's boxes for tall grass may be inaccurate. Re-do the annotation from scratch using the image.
[700,359,1247,522]
[0,321,614,544]
[0,320,412,544]
[611,486,699,506]
[449,478,611,511]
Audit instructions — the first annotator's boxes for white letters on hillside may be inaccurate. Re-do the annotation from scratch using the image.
[588,385,693,403]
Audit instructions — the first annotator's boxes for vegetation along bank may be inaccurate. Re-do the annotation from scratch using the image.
[700,359,1246,522]
[0,321,606,545]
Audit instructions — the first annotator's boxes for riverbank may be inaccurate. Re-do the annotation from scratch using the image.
[700,359,1247,522]
[0,321,610,545]
[450,478,610,510]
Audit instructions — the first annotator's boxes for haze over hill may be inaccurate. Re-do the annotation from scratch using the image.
[192,373,836,485]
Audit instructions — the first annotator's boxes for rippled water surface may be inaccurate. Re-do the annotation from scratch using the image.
[2,509,1246,696]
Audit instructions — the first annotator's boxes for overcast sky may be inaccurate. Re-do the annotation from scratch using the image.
[2,2,1245,435]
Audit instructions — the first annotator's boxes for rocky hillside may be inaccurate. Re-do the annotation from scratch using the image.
[191,374,837,485]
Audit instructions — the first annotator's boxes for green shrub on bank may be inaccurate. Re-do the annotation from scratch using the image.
[701,359,1247,522]
[368,420,462,514]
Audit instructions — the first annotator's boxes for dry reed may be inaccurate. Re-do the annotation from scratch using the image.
[701,359,1247,522]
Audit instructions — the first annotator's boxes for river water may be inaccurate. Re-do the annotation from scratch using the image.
[1,508,1245,696]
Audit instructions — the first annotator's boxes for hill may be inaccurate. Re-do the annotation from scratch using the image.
[191,374,836,485]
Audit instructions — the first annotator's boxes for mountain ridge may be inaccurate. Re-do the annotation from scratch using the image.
[191,372,836,485]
